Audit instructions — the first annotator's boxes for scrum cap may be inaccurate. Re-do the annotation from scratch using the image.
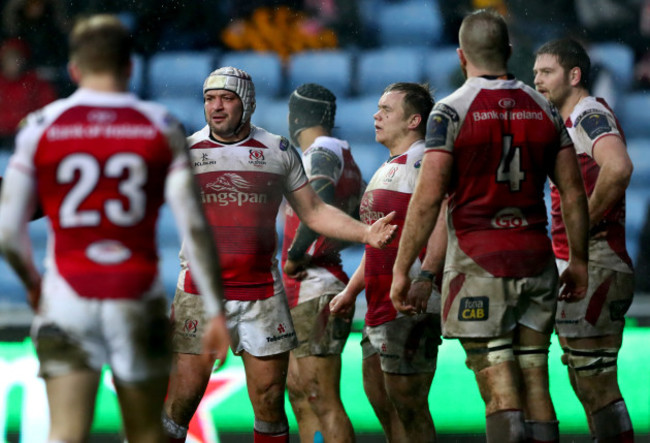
[203,66,256,134]
[288,83,336,145]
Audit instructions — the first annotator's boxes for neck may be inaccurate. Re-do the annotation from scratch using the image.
[78,73,128,93]
[560,88,588,121]
[297,126,329,152]
[387,133,421,157]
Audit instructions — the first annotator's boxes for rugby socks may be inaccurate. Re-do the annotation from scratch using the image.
[592,400,634,442]
[525,420,559,442]
[254,418,289,443]
[162,411,188,443]
[486,409,526,443]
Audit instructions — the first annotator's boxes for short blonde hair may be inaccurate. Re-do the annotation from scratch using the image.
[69,14,131,76]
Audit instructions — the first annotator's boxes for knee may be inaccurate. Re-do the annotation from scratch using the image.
[562,346,622,409]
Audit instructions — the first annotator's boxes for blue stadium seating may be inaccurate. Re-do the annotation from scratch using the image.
[589,42,635,93]
[156,96,206,135]
[287,50,354,98]
[618,92,650,139]
[219,51,284,98]
[424,46,462,99]
[251,98,289,139]
[335,96,380,145]
[627,138,650,187]
[148,50,217,100]
[356,47,424,96]
[128,54,146,97]
[376,0,443,47]
[348,142,388,183]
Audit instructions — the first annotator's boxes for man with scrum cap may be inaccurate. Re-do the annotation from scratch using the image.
[281,83,363,442]
[163,68,398,443]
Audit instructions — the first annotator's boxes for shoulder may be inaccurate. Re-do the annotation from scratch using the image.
[571,97,618,141]
[251,125,292,152]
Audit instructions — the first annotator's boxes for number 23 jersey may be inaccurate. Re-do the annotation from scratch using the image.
[9,88,189,300]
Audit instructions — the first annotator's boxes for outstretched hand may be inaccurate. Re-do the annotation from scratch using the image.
[559,260,588,302]
[367,211,398,249]
[201,314,230,371]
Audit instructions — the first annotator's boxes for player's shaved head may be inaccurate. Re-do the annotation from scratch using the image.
[459,9,510,72]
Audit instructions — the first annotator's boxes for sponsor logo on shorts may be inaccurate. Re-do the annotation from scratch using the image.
[458,296,489,321]
[379,342,399,360]
[184,319,199,334]
[610,299,631,321]
[266,323,296,343]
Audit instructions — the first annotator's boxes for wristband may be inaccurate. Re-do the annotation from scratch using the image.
[413,270,435,283]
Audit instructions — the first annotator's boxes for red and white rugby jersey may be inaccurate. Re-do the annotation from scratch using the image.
[281,136,364,308]
[179,125,309,301]
[550,96,632,272]
[426,76,572,278]
[361,141,426,327]
[8,88,189,300]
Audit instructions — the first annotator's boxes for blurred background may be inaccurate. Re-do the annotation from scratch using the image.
[0,0,649,441]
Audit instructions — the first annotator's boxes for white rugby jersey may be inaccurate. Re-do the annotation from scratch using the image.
[550,96,632,272]
[361,140,426,327]
[281,136,364,308]
[178,125,309,301]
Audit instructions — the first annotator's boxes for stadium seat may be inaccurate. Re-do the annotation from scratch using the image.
[589,42,635,93]
[376,0,443,47]
[219,51,284,98]
[156,96,206,135]
[348,142,388,183]
[128,54,146,97]
[627,138,650,187]
[356,48,424,96]
[251,98,289,139]
[148,50,217,100]
[424,46,463,98]
[618,92,650,139]
[335,96,380,145]
[626,188,649,264]
[287,50,354,98]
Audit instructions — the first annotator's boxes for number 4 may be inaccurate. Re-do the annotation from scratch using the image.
[496,134,525,192]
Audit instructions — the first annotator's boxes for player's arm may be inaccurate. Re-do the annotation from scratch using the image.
[406,198,448,314]
[330,252,366,317]
[589,136,633,230]
[552,146,590,301]
[285,148,339,278]
[0,166,41,310]
[165,164,230,367]
[286,184,396,250]
[390,151,452,314]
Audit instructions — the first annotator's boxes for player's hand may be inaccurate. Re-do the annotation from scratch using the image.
[283,257,309,280]
[559,260,588,302]
[201,314,230,371]
[390,271,415,315]
[330,290,356,317]
[406,279,433,314]
[366,211,398,249]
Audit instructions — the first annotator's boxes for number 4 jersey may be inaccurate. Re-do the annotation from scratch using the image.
[425,75,573,278]
[7,88,191,300]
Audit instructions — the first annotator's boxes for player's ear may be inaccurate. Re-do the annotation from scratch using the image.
[569,67,582,87]
[67,61,82,85]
